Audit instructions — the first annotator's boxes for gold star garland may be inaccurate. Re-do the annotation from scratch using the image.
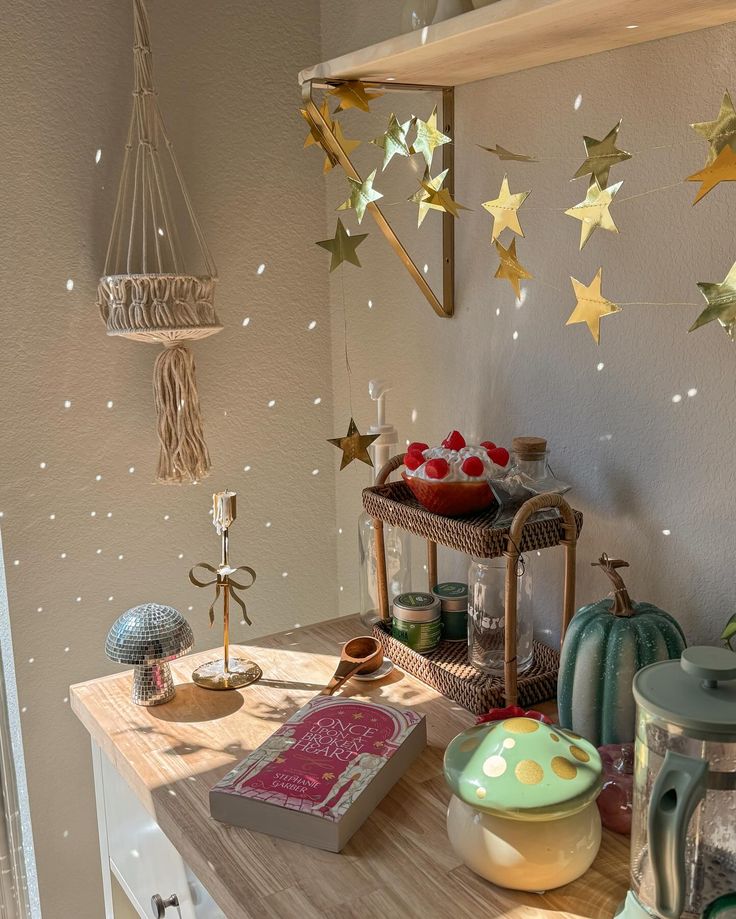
[328,419,378,470]
[566,269,621,344]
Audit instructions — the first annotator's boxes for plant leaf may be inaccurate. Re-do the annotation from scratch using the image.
[721,614,736,649]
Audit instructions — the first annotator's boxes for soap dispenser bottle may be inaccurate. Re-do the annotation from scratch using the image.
[358,380,412,627]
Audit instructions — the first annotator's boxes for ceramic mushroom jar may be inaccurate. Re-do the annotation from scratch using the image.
[443,716,603,891]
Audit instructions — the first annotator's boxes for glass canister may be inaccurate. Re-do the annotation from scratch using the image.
[620,647,736,919]
[468,557,533,676]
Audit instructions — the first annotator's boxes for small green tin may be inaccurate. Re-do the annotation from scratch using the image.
[433,582,469,642]
[392,592,441,653]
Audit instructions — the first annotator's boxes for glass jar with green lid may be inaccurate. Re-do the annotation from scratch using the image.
[392,592,441,653]
[432,582,468,642]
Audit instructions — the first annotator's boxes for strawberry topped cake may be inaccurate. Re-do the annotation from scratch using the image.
[402,431,510,516]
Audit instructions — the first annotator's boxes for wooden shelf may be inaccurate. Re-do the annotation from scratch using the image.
[300,0,736,87]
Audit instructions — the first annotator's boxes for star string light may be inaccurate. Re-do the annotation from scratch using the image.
[371,114,413,170]
[337,169,383,223]
[409,168,449,227]
[482,175,530,241]
[493,238,532,298]
[329,80,383,114]
[411,106,451,169]
[572,120,631,187]
[328,418,378,470]
[478,143,537,163]
[691,90,736,166]
[686,145,736,204]
[690,260,736,339]
[566,268,621,344]
[564,179,622,249]
[316,219,368,272]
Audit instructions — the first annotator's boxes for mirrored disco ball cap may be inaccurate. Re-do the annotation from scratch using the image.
[106,603,194,706]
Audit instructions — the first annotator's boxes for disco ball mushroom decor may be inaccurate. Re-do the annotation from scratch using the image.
[106,603,194,706]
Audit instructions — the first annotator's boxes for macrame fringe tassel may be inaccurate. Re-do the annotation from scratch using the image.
[153,344,211,483]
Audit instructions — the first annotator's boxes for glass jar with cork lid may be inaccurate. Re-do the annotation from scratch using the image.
[506,437,570,495]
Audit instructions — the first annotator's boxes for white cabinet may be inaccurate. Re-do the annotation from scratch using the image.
[92,742,225,919]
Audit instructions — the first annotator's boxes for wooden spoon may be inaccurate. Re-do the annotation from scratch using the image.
[320,636,384,696]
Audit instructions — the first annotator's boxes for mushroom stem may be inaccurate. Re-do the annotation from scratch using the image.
[592,553,635,617]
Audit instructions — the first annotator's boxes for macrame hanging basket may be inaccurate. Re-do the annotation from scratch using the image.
[97,0,221,483]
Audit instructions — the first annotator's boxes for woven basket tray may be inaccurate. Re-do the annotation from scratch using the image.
[372,623,559,715]
[363,480,582,558]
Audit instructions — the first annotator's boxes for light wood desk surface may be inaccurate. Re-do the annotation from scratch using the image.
[71,615,629,918]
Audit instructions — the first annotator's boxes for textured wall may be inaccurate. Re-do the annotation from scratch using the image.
[0,2,331,916]
[321,2,736,651]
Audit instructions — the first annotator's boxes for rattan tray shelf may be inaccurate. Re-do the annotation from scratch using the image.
[362,480,583,558]
[372,624,560,715]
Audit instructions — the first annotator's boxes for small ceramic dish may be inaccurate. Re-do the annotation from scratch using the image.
[352,658,394,682]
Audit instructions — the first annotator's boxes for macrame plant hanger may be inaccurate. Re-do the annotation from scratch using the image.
[97,0,221,483]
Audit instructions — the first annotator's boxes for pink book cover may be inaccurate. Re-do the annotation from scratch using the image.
[211,696,424,837]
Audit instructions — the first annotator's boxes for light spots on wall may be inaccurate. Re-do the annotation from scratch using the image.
[268,399,276,408]
[312,469,319,476]
[687,388,697,397]
[242,317,251,327]
[368,299,373,309]
[63,400,72,409]
[66,279,74,291]
[265,521,272,528]
[128,466,135,474]
[243,465,251,472]
[423,263,429,274]
[495,307,501,317]
[12,560,19,567]
[672,394,682,403]
[307,320,317,330]
[163,514,170,521]
[282,571,288,578]
[95,148,102,164]
[96,549,102,555]
[516,288,527,307]
[662,528,671,536]
[117,554,123,560]
[106,400,114,409]
[313,397,322,405]
[411,408,418,423]
[256,263,266,275]
[597,362,605,371]
[39,462,47,470]
[75,597,81,603]
[177,553,184,559]
[573,93,583,110]
[49,514,55,520]
[512,330,519,341]
[157,227,165,237]
[60,553,66,559]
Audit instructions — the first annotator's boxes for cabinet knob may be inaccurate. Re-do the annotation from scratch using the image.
[151,893,179,917]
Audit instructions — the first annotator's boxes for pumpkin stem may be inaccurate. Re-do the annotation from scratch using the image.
[592,553,635,617]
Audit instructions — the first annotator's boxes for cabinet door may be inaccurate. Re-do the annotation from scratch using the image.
[95,744,224,918]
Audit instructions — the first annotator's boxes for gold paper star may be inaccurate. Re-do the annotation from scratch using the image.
[411,106,451,169]
[686,145,736,205]
[329,80,383,114]
[371,114,412,170]
[328,418,378,470]
[572,121,632,187]
[409,168,449,226]
[316,219,368,272]
[300,104,361,174]
[690,260,736,339]
[300,101,332,149]
[493,238,532,298]
[419,179,468,218]
[337,169,383,224]
[478,144,537,163]
[566,268,621,344]
[691,91,736,166]
[564,179,622,249]
[482,175,530,241]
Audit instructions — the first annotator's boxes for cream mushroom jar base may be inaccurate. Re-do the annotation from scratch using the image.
[443,716,603,891]
[446,795,601,891]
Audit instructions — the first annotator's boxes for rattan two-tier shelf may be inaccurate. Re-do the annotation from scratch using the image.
[362,455,583,713]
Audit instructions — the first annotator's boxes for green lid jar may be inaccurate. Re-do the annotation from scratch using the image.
[433,582,468,642]
[392,592,441,653]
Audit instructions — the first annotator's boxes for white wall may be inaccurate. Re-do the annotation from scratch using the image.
[0,2,332,916]
[321,2,736,649]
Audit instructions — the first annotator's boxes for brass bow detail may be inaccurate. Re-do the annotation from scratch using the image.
[188,562,257,627]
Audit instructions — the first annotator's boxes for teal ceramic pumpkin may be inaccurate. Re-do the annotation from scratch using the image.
[558,555,686,746]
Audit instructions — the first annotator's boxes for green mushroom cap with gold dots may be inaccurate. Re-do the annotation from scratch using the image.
[443,717,602,821]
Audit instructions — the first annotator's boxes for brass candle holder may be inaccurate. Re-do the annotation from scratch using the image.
[189,490,262,690]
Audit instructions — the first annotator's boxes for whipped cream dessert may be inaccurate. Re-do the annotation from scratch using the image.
[404,431,509,482]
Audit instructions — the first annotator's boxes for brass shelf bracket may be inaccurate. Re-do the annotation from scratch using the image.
[302,79,455,319]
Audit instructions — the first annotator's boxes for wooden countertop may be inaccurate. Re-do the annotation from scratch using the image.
[71,615,629,918]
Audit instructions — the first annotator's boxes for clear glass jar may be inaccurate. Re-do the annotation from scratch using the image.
[358,512,412,627]
[467,557,533,676]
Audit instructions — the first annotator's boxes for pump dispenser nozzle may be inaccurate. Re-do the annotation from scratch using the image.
[367,379,398,482]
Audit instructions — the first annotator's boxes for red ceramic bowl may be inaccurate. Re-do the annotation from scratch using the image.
[402,472,495,517]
